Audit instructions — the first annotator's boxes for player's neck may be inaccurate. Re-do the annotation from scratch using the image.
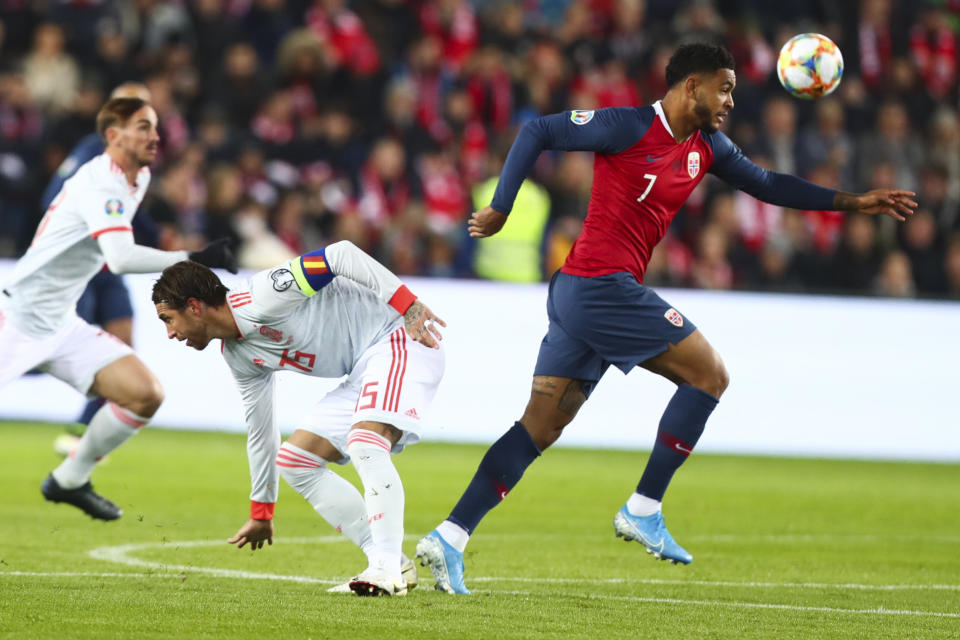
[208,304,242,340]
[105,147,142,187]
[659,93,697,143]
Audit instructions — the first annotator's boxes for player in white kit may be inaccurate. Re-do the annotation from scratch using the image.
[0,97,236,520]
[152,241,446,596]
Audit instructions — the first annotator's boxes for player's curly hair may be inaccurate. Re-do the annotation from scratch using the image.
[152,261,229,310]
[665,43,736,87]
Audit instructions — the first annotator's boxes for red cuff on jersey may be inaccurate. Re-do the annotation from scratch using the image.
[250,501,275,520]
[90,226,133,239]
[388,285,416,315]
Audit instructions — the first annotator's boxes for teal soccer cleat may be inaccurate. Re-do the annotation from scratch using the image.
[415,530,471,594]
[613,504,693,564]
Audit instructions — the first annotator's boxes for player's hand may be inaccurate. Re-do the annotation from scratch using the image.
[851,189,918,222]
[468,206,508,238]
[189,238,239,274]
[227,518,274,550]
[403,300,446,349]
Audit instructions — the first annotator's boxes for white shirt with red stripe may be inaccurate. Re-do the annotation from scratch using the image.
[2,153,181,336]
[220,241,417,512]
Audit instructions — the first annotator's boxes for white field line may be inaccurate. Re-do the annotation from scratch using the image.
[5,536,959,619]
[3,571,958,620]
[492,590,960,619]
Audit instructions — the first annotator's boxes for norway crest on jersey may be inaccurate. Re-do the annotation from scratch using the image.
[570,110,595,125]
[686,152,701,179]
[664,308,684,327]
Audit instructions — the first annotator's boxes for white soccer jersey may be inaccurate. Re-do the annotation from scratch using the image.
[2,153,184,336]
[219,241,420,508]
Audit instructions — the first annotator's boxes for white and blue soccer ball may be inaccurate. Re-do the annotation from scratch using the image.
[777,33,844,99]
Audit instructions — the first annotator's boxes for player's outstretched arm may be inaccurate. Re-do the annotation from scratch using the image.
[833,190,918,222]
[468,205,508,238]
[189,237,238,273]
[403,299,446,349]
[227,518,274,551]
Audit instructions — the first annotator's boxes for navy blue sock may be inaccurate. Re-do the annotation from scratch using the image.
[78,397,106,426]
[636,384,718,501]
[447,422,542,534]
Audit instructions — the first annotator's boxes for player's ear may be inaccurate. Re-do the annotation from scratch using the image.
[187,297,203,315]
[104,125,119,146]
[684,75,699,99]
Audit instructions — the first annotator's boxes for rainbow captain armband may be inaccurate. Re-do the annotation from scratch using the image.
[251,500,275,520]
[289,248,335,296]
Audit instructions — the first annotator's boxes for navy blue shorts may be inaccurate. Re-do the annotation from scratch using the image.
[76,270,133,326]
[533,271,696,396]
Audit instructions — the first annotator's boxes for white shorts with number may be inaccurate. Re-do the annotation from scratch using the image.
[299,327,445,463]
[0,309,133,395]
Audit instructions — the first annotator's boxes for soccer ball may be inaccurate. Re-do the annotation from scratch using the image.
[776,33,844,99]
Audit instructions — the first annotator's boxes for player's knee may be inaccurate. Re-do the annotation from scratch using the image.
[700,358,729,398]
[130,379,164,417]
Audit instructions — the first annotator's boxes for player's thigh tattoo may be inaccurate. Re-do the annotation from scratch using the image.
[557,379,586,416]
[531,376,586,416]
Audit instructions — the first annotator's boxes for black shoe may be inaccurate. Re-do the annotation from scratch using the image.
[41,474,122,521]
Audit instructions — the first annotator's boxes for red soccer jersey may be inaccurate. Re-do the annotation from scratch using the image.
[489,103,836,283]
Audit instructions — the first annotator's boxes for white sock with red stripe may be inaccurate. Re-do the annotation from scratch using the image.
[346,428,404,580]
[52,402,147,489]
[275,442,372,554]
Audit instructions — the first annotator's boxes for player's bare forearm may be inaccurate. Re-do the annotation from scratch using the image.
[227,518,274,550]
[403,300,446,349]
[833,189,918,221]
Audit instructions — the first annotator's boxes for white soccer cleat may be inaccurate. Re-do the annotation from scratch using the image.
[348,567,408,597]
[326,581,353,594]
[400,553,418,592]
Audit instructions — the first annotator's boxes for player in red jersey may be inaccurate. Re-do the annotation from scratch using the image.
[415,43,917,593]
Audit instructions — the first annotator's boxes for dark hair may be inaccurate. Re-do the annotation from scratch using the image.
[665,44,736,87]
[95,97,149,142]
[152,261,229,310]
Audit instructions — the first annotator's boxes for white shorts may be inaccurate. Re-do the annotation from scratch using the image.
[0,309,133,395]
[298,326,445,463]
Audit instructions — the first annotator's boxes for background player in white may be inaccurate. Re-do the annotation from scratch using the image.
[0,97,237,520]
[152,241,445,596]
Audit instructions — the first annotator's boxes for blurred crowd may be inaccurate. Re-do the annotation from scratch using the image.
[1,0,960,298]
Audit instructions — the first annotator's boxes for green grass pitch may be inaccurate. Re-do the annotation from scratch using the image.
[0,421,958,639]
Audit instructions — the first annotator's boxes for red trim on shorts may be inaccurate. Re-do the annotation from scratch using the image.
[387,285,416,315]
[392,329,408,412]
[383,330,398,410]
[250,501,275,520]
[91,226,133,239]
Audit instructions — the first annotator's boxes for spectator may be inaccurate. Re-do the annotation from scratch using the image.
[874,250,915,297]
[23,23,78,115]
[826,215,884,292]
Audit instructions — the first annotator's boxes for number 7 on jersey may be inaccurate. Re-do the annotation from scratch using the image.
[637,174,657,203]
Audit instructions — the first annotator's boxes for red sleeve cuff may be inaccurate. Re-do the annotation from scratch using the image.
[250,501,275,520]
[387,285,416,315]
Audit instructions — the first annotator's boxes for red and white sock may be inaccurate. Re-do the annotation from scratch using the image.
[346,428,404,580]
[275,442,372,554]
[52,402,147,489]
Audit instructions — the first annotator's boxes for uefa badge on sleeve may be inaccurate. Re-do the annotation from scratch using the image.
[686,152,700,179]
[664,308,684,327]
[104,199,124,217]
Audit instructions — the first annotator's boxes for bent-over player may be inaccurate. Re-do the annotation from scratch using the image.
[152,241,445,596]
[416,43,917,594]
[0,97,236,521]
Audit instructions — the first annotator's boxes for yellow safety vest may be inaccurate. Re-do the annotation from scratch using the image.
[472,176,550,282]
